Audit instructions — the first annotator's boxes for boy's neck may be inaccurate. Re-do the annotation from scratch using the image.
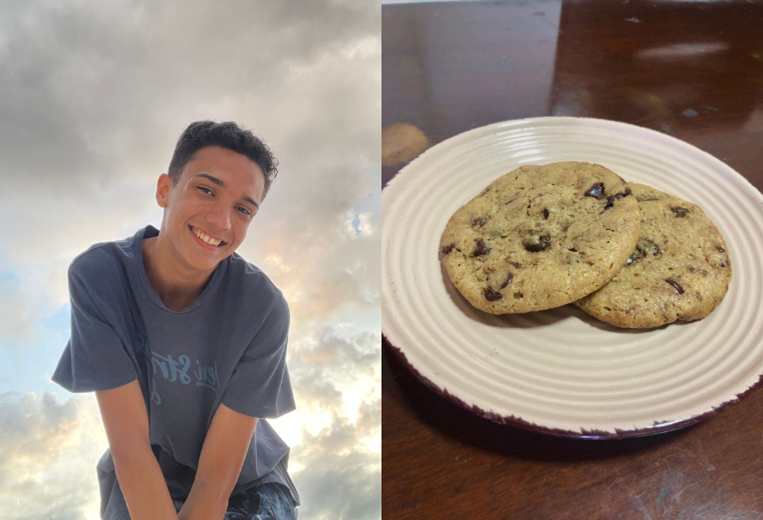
[141,235,214,312]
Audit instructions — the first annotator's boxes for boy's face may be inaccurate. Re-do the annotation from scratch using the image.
[156,145,266,274]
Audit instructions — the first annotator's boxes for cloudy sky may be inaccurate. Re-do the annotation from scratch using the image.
[0,1,380,519]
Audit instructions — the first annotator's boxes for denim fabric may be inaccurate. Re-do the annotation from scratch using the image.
[172,483,298,520]
[104,482,297,519]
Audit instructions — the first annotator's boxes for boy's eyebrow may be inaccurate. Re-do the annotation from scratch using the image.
[193,173,260,208]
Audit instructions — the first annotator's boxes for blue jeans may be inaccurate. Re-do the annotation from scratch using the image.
[104,482,297,519]
[173,483,298,520]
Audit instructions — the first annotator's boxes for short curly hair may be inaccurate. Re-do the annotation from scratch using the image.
[168,121,279,199]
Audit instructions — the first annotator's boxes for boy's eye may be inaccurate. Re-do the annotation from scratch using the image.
[197,186,254,217]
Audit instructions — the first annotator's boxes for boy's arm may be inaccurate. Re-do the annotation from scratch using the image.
[178,403,258,520]
[96,379,179,520]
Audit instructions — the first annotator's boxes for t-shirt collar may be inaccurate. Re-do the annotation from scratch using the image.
[133,225,228,314]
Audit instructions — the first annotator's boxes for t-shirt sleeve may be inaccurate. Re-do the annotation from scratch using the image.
[221,295,296,419]
[51,263,139,392]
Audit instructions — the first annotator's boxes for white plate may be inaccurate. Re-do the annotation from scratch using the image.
[382,117,763,438]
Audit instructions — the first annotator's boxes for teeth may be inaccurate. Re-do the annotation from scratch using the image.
[193,227,221,246]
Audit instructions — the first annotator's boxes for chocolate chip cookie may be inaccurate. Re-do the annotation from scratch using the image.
[574,183,732,328]
[440,162,642,314]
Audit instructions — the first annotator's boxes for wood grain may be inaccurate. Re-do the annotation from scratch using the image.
[382,0,763,517]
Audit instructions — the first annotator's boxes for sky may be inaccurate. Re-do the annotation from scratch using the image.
[0,1,380,519]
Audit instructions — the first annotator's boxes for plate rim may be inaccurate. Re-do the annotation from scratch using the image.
[382,116,763,439]
[383,334,763,440]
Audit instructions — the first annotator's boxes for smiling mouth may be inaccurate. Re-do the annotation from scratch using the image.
[189,225,226,247]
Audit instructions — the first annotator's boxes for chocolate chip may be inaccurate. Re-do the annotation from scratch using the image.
[499,273,513,289]
[717,246,725,253]
[524,235,550,252]
[671,207,689,218]
[471,216,488,229]
[542,208,549,220]
[509,261,523,269]
[441,243,456,255]
[473,239,491,257]
[503,197,517,206]
[604,187,633,210]
[665,279,684,294]
[719,261,727,268]
[625,252,638,265]
[484,287,503,301]
[585,183,605,199]
[636,239,660,257]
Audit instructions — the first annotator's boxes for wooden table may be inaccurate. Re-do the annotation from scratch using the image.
[382,1,763,518]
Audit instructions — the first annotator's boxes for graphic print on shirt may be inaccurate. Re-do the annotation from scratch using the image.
[150,350,219,405]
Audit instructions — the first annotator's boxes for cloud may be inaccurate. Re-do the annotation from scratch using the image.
[0,392,105,520]
[0,276,39,345]
[0,325,383,519]
[0,0,379,194]
[0,0,380,518]
[292,418,381,520]
[0,0,380,334]
[271,323,380,519]
[0,0,378,191]
[289,326,380,417]
[0,324,381,519]
[355,395,381,443]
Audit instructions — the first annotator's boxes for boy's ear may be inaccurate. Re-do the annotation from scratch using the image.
[156,173,172,209]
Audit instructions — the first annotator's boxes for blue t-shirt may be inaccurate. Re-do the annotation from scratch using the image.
[51,225,299,514]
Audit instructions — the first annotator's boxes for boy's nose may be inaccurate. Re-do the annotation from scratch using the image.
[206,205,231,232]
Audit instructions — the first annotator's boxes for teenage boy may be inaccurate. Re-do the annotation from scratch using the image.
[52,121,299,519]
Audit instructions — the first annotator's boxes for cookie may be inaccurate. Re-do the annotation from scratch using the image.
[574,183,731,328]
[440,162,642,314]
